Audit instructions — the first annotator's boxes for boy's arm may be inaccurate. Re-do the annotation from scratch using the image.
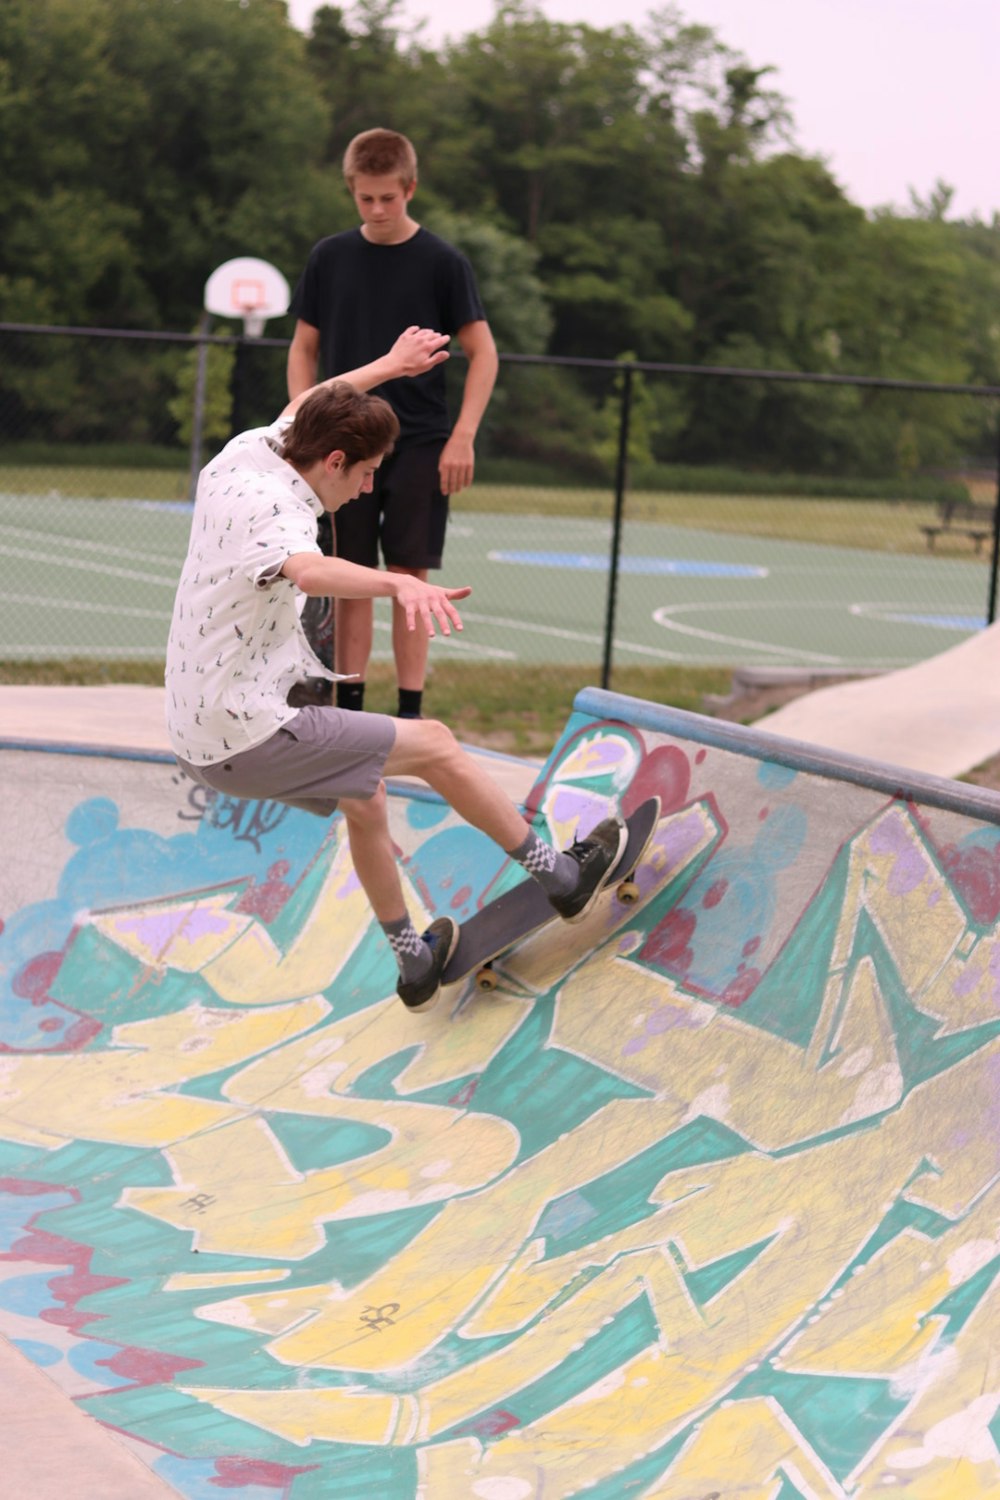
[286,320,321,400]
[281,553,471,636]
[438,320,499,496]
[279,327,449,419]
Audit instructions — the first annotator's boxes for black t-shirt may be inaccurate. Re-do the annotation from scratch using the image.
[290,227,486,446]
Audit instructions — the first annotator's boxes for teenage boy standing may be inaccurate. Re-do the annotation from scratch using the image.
[287,128,498,720]
[169,327,625,1014]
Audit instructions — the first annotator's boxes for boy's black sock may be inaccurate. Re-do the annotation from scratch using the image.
[397,688,423,719]
[337,680,365,711]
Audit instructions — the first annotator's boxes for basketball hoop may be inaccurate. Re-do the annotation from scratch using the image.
[204,257,290,338]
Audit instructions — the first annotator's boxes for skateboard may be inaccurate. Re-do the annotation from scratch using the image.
[441,796,661,992]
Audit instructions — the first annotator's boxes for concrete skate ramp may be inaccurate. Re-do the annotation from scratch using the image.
[3,688,1000,1499]
[758,615,1000,778]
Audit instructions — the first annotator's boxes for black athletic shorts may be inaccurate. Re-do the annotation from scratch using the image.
[334,441,449,571]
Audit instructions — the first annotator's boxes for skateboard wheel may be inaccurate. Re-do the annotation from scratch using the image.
[476,967,499,992]
[616,878,640,905]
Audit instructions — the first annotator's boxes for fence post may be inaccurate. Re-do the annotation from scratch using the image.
[187,314,211,502]
[601,363,632,690]
[230,334,248,440]
[988,412,1000,626]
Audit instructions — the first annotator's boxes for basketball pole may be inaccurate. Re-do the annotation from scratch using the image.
[187,310,212,503]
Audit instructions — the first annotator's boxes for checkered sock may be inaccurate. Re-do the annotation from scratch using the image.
[381,916,431,983]
[508,830,577,899]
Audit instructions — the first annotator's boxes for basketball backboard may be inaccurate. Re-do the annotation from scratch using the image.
[204,257,290,337]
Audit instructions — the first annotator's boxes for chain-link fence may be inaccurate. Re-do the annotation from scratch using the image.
[1,322,998,693]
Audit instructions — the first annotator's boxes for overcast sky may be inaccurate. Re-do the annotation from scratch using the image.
[286,0,996,222]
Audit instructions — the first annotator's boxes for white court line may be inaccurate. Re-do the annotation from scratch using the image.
[0,520,182,566]
[1,644,173,659]
[459,609,688,662]
[652,601,847,665]
[369,615,517,660]
[3,593,169,619]
[0,543,177,587]
[849,600,986,625]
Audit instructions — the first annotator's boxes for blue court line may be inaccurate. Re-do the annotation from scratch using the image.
[489,550,768,579]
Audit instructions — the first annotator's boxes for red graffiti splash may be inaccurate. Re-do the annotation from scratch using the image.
[13,951,63,1000]
[97,1345,202,1385]
[2,1185,203,1386]
[234,860,294,922]
[642,907,696,974]
[623,745,691,818]
[210,1457,321,1489]
[721,968,762,1007]
[942,842,1000,926]
[454,1408,521,1439]
[4,951,102,1053]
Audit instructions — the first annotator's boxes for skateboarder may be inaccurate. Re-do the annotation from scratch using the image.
[166,325,625,1013]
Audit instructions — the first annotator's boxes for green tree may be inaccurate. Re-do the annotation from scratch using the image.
[421,209,552,354]
[592,355,657,472]
[0,0,329,332]
[304,0,444,168]
[167,327,238,448]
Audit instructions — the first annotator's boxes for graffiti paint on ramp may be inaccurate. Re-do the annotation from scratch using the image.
[2,690,1000,1498]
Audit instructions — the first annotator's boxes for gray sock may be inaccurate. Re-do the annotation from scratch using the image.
[381,915,431,983]
[508,829,577,899]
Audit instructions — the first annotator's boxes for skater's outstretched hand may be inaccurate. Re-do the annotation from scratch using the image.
[392,575,471,637]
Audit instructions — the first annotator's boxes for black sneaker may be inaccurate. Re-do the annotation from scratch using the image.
[396,917,460,1012]
[549,816,628,923]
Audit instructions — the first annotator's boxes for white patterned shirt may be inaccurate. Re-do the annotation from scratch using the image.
[165,417,331,766]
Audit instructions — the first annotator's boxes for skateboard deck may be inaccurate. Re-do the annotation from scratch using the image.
[442,796,661,992]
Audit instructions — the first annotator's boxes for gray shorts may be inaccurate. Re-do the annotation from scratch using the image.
[177,707,397,818]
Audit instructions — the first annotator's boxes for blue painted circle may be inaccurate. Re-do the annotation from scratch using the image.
[65,796,119,846]
[12,1338,63,1368]
[489,550,766,578]
[887,612,985,632]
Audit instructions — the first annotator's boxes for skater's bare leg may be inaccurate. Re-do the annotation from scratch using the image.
[338,784,407,923]
[382,717,530,851]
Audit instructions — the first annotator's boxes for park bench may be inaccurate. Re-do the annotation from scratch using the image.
[920,498,996,554]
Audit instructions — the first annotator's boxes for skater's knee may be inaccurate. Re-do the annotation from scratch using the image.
[419,718,465,773]
[340,782,387,831]
[383,716,463,783]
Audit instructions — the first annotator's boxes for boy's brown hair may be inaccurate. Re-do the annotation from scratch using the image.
[342,128,418,189]
[282,382,399,469]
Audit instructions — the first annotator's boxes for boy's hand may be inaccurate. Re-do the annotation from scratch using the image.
[389,326,451,377]
[439,431,476,495]
[392,576,471,637]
